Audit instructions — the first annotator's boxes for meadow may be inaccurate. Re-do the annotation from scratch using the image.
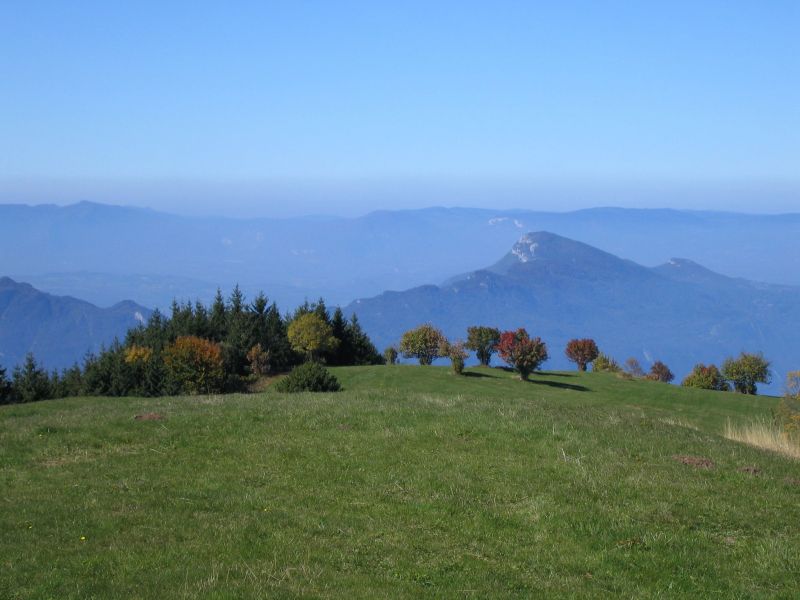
[1,366,798,598]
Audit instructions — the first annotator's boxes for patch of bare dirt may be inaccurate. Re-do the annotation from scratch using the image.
[784,477,800,486]
[738,466,761,476]
[672,455,715,469]
[134,412,164,421]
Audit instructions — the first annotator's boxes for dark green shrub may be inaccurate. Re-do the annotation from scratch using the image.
[275,362,341,393]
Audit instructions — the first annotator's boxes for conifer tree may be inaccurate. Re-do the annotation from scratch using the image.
[0,365,15,404]
[12,354,51,402]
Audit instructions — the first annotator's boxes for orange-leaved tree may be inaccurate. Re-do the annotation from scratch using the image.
[163,336,225,395]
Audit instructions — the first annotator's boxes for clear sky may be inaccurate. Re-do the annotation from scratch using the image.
[1,1,798,216]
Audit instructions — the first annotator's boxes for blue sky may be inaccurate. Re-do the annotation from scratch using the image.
[1,1,798,216]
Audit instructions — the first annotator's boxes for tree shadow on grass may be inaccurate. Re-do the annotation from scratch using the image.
[462,371,500,379]
[539,371,578,378]
[528,378,589,392]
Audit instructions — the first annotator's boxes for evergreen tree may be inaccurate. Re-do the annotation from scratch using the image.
[328,308,350,365]
[229,285,245,315]
[0,365,15,404]
[210,289,228,341]
[59,364,85,397]
[12,354,51,402]
[314,298,331,324]
[346,315,383,365]
[264,303,293,372]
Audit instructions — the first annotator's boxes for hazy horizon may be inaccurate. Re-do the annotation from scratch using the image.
[2,2,798,217]
[1,179,799,218]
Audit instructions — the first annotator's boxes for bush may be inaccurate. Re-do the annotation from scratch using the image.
[275,362,341,393]
[682,363,730,391]
[593,353,621,373]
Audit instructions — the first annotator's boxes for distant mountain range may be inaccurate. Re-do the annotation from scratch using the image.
[1,202,799,310]
[346,232,800,394]
[0,277,151,371]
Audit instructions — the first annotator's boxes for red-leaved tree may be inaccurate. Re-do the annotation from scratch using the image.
[496,329,549,380]
[564,338,599,372]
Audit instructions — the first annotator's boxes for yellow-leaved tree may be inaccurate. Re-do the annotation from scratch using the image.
[287,313,338,362]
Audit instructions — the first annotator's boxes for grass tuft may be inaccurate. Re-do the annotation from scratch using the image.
[724,418,800,460]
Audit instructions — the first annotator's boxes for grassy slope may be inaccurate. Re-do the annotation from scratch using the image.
[1,366,798,599]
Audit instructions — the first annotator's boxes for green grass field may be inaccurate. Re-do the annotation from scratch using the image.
[2,366,799,598]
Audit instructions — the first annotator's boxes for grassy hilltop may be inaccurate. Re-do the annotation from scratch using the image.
[1,366,799,598]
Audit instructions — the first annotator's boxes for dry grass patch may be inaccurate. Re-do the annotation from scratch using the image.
[724,419,800,460]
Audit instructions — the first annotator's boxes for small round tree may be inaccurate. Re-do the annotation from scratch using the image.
[383,346,398,365]
[465,326,501,366]
[648,361,675,383]
[441,339,468,375]
[399,324,446,365]
[287,313,339,362]
[722,352,771,395]
[496,329,549,380]
[564,339,599,372]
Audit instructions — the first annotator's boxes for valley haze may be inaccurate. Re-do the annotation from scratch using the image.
[1,202,798,394]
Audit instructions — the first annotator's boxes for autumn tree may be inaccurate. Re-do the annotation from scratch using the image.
[564,338,599,372]
[624,358,645,378]
[441,339,468,375]
[465,326,501,366]
[163,336,225,394]
[722,352,771,395]
[384,346,398,365]
[287,312,339,362]
[399,324,446,365]
[246,343,271,376]
[681,364,730,391]
[496,329,549,380]
[647,361,674,383]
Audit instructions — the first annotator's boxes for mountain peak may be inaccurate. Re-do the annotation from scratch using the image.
[481,231,651,282]
[653,257,740,286]
[510,232,563,263]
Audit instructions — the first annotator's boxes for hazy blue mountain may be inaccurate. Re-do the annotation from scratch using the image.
[345,232,800,394]
[1,202,799,311]
[0,277,151,371]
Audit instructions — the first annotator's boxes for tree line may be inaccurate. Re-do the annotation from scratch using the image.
[389,324,773,394]
[0,287,382,404]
